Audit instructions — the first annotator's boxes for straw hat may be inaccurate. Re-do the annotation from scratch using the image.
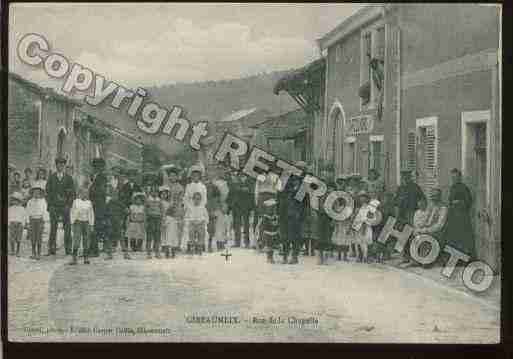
[132,192,146,200]
[188,164,204,177]
[55,156,67,165]
[159,185,171,193]
[30,180,46,192]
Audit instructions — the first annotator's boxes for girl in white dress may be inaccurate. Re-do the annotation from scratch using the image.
[331,196,354,261]
[352,192,382,263]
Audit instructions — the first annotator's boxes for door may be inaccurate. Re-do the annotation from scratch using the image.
[466,122,489,262]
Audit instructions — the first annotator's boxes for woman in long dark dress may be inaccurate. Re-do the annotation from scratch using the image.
[443,169,475,259]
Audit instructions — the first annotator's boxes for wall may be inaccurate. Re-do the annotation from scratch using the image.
[400,4,499,75]
[401,70,492,196]
[41,99,76,173]
[323,15,388,180]
[8,79,41,169]
[398,4,500,269]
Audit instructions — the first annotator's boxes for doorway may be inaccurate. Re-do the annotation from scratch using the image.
[461,110,490,263]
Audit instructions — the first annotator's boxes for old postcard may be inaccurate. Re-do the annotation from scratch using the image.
[7,3,501,343]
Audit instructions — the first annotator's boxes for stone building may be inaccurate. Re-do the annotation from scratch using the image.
[250,109,308,164]
[8,72,143,187]
[273,58,326,171]
[8,73,104,181]
[313,4,501,268]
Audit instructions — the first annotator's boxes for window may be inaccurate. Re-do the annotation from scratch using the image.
[57,130,66,158]
[362,33,372,88]
[360,24,386,109]
[345,137,357,174]
[414,117,439,197]
[335,43,342,63]
[369,135,384,175]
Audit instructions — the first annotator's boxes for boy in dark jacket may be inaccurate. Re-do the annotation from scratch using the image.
[228,173,254,248]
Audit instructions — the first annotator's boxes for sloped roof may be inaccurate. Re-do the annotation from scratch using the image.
[252,108,307,140]
[218,108,273,128]
[220,107,258,122]
[273,58,326,96]
[8,72,83,106]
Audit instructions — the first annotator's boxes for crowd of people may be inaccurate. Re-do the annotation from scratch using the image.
[7,156,476,268]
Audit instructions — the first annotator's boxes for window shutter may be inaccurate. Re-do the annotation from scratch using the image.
[368,142,372,172]
[407,130,417,172]
[422,125,438,196]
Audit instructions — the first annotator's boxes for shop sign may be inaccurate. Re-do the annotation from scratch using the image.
[345,115,374,136]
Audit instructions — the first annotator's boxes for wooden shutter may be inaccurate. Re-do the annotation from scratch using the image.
[407,130,417,172]
[422,125,438,196]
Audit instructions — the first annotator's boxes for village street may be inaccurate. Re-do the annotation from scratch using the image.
[8,247,500,343]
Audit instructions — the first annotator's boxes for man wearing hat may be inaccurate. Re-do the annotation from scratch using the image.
[89,157,109,257]
[394,166,426,226]
[278,160,309,264]
[393,166,426,263]
[46,156,76,255]
[104,166,128,259]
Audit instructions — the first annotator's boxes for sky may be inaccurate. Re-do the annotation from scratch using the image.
[9,3,366,88]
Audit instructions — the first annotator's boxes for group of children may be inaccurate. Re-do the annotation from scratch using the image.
[317,173,386,265]
[7,162,236,263]
[8,182,49,259]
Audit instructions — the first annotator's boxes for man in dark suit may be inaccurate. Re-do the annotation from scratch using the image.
[120,168,142,251]
[46,156,76,255]
[89,157,108,257]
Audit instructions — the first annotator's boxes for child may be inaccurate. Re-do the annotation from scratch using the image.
[21,179,31,206]
[8,192,26,256]
[352,191,382,263]
[316,182,336,265]
[159,186,174,258]
[145,185,164,259]
[413,197,431,232]
[331,196,353,261]
[69,187,94,265]
[261,198,279,264]
[406,196,431,266]
[213,203,231,251]
[25,181,49,260]
[185,192,209,255]
[183,165,208,252]
[126,192,146,256]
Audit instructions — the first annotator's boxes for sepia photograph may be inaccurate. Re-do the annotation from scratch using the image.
[6,3,502,344]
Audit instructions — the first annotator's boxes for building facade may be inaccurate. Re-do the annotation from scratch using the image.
[316,4,501,269]
[8,73,106,183]
[9,73,143,187]
[273,58,325,172]
[251,109,307,164]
